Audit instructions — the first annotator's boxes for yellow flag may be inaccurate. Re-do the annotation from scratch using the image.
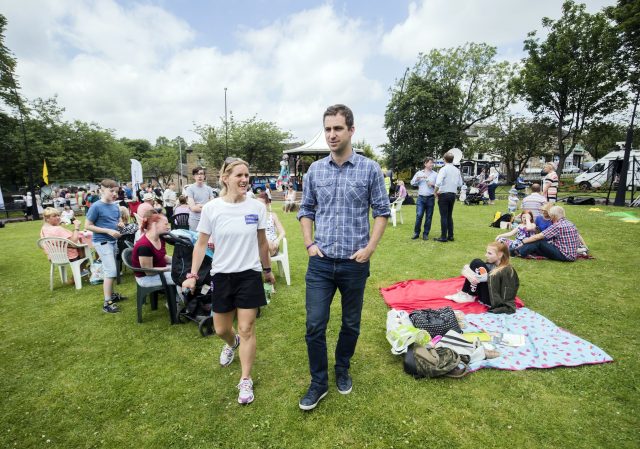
[43,159,49,185]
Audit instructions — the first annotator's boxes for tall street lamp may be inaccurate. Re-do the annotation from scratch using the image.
[224,87,229,158]
[178,140,183,191]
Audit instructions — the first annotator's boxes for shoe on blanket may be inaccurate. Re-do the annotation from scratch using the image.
[484,349,501,359]
[445,291,475,303]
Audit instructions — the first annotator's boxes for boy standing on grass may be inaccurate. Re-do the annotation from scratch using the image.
[85,179,127,313]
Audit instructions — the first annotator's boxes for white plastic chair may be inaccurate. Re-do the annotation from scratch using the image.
[37,237,91,290]
[390,197,405,227]
[270,237,291,285]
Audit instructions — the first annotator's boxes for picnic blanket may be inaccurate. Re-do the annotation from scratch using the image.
[464,308,613,371]
[380,277,613,371]
[380,276,525,314]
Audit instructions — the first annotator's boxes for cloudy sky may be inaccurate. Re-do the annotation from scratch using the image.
[2,0,614,149]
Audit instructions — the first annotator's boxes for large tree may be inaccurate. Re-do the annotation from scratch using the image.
[469,116,555,183]
[580,121,630,160]
[607,0,640,204]
[384,42,518,172]
[194,116,291,175]
[519,0,627,175]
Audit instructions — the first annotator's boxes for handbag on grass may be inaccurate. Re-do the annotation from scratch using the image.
[409,306,462,337]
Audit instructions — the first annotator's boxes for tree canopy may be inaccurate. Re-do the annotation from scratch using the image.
[519,0,627,174]
[383,42,518,172]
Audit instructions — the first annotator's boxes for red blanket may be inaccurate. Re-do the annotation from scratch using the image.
[379,276,524,314]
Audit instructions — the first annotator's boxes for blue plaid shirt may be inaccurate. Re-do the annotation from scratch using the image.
[298,151,390,259]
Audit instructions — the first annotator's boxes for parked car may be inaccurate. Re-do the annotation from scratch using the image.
[250,176,277,193]
[563,166,582,174]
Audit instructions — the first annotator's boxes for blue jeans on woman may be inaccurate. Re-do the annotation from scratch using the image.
[414,195,435,238]
[305,255,370,389]
[488,184,498,201]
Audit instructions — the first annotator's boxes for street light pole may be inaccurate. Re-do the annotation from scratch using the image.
[224,87,228,158]
[178,140,183,192]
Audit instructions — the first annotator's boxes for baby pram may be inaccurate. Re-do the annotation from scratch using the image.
[464,179,489,205]
[162,230,215,337]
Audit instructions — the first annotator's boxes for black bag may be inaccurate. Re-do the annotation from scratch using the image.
[409,306,462,337]
[490,213,512,228]
[567,196,596,205]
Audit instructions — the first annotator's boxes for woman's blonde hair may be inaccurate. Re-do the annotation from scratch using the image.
[119,206,130,222]
[544,162,556,172]
[219,157,249,196]
[488,241,511,274]
[42,207,60,220]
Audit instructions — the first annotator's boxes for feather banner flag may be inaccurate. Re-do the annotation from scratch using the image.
[43,160,49,185]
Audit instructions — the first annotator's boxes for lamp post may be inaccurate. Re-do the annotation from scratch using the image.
[178,140,183,191]
[224,87,229,158]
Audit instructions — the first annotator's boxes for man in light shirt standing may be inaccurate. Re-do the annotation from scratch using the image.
[410,157,438,240]
[434,151,463,242]
[186,166,216,231]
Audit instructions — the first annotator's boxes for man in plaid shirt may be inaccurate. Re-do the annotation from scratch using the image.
[297,104,390,410]
[516,206,580,261]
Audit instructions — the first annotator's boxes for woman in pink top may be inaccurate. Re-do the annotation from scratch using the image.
[40,207,84,261]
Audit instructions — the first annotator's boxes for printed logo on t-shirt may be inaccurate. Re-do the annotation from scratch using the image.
[244,214,259,224]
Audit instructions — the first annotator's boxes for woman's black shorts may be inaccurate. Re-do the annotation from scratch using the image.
[211,269,267,313]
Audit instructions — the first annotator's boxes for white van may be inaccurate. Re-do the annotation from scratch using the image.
[574,150,640,189]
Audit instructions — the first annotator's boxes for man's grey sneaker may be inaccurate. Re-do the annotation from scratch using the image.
[219,334,240,367]
[237,378,254,405]
[299,386,328,411]
[102,301,120,313]
[336,372,353,395]
[111,292,128,302]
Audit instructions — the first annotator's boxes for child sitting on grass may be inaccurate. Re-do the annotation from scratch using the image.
[445,241,520,314]
[496,210,536,251]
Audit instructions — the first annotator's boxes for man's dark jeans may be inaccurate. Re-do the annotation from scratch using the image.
[305,255,370,389]
[517,240,572,261]
[437,192,457,239]
[414,195,435,237]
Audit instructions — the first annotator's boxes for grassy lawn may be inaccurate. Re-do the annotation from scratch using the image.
[1,200,638,448]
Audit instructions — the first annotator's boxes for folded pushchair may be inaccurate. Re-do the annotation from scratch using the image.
[464,179,489,205]
[162,230,215,337]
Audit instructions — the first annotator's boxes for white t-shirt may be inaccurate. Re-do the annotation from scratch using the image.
[197,197,267,274]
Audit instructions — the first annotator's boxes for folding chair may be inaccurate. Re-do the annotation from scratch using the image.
[121,248,180,324]
[270,237,291,286]
[37,237,92,290]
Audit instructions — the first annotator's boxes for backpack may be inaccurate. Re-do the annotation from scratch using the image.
[490,213,512,228]
[403,344,465,378]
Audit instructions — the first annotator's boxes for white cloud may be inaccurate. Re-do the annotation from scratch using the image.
[2,1,386,150]
[381,0,615,63]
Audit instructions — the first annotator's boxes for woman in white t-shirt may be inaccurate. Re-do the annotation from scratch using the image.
[182,157,275,406]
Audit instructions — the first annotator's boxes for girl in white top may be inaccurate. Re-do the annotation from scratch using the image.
[256,192,286,256]
[182,157,275,406]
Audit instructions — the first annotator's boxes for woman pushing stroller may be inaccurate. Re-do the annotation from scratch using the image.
[182,157,275,405]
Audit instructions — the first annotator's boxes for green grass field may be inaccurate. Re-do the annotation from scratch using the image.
[1,200,638,448]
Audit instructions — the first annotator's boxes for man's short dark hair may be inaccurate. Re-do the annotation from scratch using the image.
[323,104,354,128]
[531,183,541,193]
[192,166,205,176]
[443,152,454,163]
[424,157,434,164]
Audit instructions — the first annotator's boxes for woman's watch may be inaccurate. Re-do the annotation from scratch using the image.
[262,267,272,273]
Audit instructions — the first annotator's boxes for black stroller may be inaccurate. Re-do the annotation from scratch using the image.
[162,231,215,337]
[464,179,489,205]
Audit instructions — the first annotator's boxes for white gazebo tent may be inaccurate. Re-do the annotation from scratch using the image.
[283,131,364,181]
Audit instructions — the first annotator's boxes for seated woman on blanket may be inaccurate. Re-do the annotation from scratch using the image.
[496,210,536,250]
[256,192,285,256]
[535,202,553,232]
[445,241,519,314]
[131,213,174,288]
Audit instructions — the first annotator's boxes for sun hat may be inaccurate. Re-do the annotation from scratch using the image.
[143,192,154,201]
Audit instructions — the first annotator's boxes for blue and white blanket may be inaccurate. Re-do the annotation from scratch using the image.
[465,308,613,371]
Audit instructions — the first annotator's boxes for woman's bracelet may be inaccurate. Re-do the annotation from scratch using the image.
[262,267,272,273]
[186,272,199,280]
